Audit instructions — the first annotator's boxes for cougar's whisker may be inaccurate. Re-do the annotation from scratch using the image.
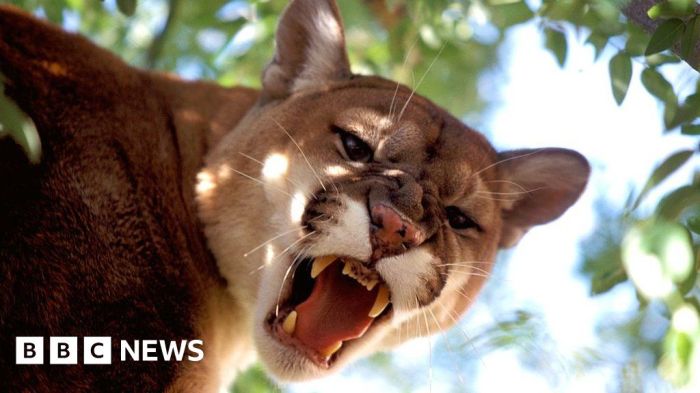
[273,233,315,317]
[243,227,303,258]
[274,256,297,317]
[272,231,316,264]
[438,260,493,264]
[466,265,493,276]
[474,195,522,203]
[238,151,263,166]
[389,38,419,120]
[435,302,486,371]
[471,149,545,179]
[482,179,529,192]
[397,42,446,122]
[426,306,468,386]
[238,151,305,191]
[476,187,546,196]
[440,271,490,279]
[436,263,492,268]
[250,230,316,275]
[437,262,493,275]
[230,168,296,200]
[273,119,327,193]
[419,301,433,393]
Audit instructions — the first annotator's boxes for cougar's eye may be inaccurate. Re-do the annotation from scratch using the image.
[334,127,372,162]
[445,206,480,231]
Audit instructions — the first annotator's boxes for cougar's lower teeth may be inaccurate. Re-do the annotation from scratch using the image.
[282,310,297,335]
[320,341,343,358]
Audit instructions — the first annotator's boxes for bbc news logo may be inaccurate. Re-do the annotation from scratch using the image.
[16,337,204,365]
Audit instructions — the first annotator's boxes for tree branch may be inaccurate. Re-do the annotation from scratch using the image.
[361,0,405,30]
[145,0,182,69]
[623,0,700,70]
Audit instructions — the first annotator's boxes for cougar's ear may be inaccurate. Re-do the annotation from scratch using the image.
[261,0,351,100]
[496,148,590,248]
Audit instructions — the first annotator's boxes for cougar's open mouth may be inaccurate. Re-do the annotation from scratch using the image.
[266,255,393,367]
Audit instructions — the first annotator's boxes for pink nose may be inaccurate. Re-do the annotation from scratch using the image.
[370,204,422,260]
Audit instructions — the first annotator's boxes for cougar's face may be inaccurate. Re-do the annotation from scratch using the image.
[197,0,588,383]
[240,78,503,380]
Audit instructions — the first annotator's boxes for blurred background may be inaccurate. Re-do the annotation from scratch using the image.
[1,0,699,392]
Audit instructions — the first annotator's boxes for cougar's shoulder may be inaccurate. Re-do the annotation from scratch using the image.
[0,5,257,392]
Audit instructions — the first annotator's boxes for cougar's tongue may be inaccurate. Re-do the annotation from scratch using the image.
[293,260,377,358]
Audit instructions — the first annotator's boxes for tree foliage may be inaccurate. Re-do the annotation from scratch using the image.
[1,0,699,391]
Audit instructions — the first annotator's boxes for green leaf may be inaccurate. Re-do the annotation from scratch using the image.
[545,28,567,67]
[622,220,693,299]
[664,98,679,130]
[677,266,697,295]
[609,52,633,105]
[540,0,585,22]
[641,68,675,103]
[490,1,535,29]
[633,150,695,210]
[579,206,629,296]
[669,93,700,129]
[657,224,694,284]
[116,0,137,16]
[657,185,700,220]
[681,123,700,134]
[0,77,41,164]
[665,328,693,373]
[43,0,65,23]
[589,0,623,29]
[586,32,608,61]
[591,266,628,295]
[647,3,663,19]
[645,18,685,56]
[648,0,696,20]
[681,16,700,59]
[584,245,625,295]
[646,53,682,66]
[686,215,700,234]
[626,24,652,57]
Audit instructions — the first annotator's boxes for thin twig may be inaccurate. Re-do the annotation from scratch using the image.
[146,0,182,68]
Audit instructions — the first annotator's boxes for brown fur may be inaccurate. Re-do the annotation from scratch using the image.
[0,5,256,392]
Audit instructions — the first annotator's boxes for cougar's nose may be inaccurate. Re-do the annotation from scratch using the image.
[370,204,423,260]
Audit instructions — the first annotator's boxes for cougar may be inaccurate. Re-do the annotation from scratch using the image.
[0,0,589,391]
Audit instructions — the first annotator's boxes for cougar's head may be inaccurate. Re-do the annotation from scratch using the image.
[197,0,590,382]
